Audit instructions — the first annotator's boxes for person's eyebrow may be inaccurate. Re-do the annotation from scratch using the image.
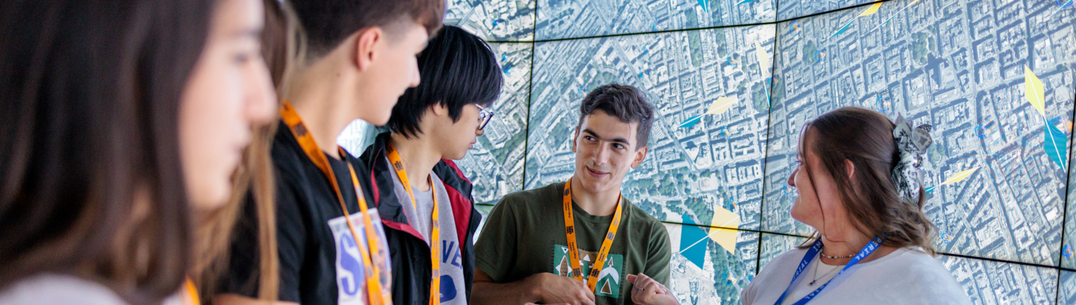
[582,129,631,145]
[230,27,262,39]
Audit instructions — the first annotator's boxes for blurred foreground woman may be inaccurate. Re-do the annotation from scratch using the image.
[0,0,277,303]
[741,107,969,305]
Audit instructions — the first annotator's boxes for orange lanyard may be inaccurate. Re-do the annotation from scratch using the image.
[562,178,623,292]
[384,144,441,305]
[279,101,390,305]
[184,278,199,305]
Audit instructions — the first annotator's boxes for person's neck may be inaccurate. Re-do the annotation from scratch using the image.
[569,177,621,217]
[286,62,358,160]
[388,133,441,192]
[818,230,896,265]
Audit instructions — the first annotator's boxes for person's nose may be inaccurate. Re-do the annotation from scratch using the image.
[787,168,798,187]
[408,60,421,88]
[592,143,611,167]
[246,61,277,125]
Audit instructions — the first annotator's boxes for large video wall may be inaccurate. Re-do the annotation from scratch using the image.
[340,0,1076,303]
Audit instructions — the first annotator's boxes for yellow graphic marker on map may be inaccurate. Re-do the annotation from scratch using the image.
[1025,66,1045,117]
[708,205,740,254]
[859,2,882,17]
[755,40,769,73]
[939,167,980,186]
[706,97,737,115]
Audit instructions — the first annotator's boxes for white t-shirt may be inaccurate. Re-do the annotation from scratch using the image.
[741,247,971,305]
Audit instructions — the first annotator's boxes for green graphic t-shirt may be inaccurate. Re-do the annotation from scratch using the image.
[475,182,672,304]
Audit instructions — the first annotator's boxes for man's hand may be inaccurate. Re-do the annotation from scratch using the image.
[627,274,678,305]
[524,272,596,305]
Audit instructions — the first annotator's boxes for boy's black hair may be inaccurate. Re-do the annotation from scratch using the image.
[290,0,445,57]
[385,25,503,139]
[576,83,655,148]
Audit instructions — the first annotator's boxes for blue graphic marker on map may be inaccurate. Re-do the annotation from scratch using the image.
[940,231,954,244]
[679,115,703,129]
[1045,122,1067,169]
[875,96,891,113]
[679,215,708,268]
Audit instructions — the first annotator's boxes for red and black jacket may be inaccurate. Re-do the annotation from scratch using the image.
[355,133,481,304]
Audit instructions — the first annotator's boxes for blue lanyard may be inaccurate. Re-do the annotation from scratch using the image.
[772,236,884,305]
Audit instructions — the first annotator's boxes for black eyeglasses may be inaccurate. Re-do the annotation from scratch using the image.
[476,104,495,130]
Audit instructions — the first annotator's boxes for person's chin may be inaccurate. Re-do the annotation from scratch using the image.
[789,207,808,224]
[366,112,391,126]
[577,175,610,192]
[190,183,231,211]
[447,151,467,161]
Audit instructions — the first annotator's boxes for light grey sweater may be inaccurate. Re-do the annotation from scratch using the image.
[0,274,184,305]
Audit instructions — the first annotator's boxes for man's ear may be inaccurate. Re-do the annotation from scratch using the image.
[571,129,579,153]
[429,102,447,117]
[843,159,855,180]
[630,146,648,169]
[353,27,383,72]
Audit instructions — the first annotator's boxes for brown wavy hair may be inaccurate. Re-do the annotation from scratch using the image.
[0,0,212,303]
[194,0,307,301]
[797,107,937,255]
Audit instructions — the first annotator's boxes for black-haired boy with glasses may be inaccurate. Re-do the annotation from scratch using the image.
[356,25,502,305]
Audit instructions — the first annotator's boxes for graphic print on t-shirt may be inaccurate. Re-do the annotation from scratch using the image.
[439,239,464,303]
[552,244,623,298]
[328,210,392,305]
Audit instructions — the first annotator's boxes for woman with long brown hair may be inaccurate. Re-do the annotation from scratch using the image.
[741,107,969,304]
[0,0,278,303]
[210,0,305,302]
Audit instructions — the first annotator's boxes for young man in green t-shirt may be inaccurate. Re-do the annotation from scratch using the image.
[473,84,678,305]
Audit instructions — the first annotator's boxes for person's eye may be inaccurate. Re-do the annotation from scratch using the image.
[612,143,626,150]
[585,136,595,141]
[233,49,262,64]
[232,53,252,64]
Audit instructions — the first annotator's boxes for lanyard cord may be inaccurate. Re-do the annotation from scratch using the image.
[562,178,623,292]
[384,144,441,305]
[184,278,199,305]
[773,236,884,305]
[279,102,389,305]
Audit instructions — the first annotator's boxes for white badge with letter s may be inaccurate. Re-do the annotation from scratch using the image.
[327,210,391,305]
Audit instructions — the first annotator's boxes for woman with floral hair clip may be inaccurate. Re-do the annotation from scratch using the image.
[741,107,970,304]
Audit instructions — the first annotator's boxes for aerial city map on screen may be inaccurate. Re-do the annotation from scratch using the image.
[332,0,1076,303]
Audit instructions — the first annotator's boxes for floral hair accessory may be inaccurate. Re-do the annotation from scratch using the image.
[892,114,932,205]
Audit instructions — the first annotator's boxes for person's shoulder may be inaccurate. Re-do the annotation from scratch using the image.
[882,248,952,277]
[745,246,810,301]
[268,123,310,178]
[432,159,473,198]
[624,199,662,227]
[759,246,811,275]
[0,274,128,305]
[880,248,971,304]
[881,248,939,267]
